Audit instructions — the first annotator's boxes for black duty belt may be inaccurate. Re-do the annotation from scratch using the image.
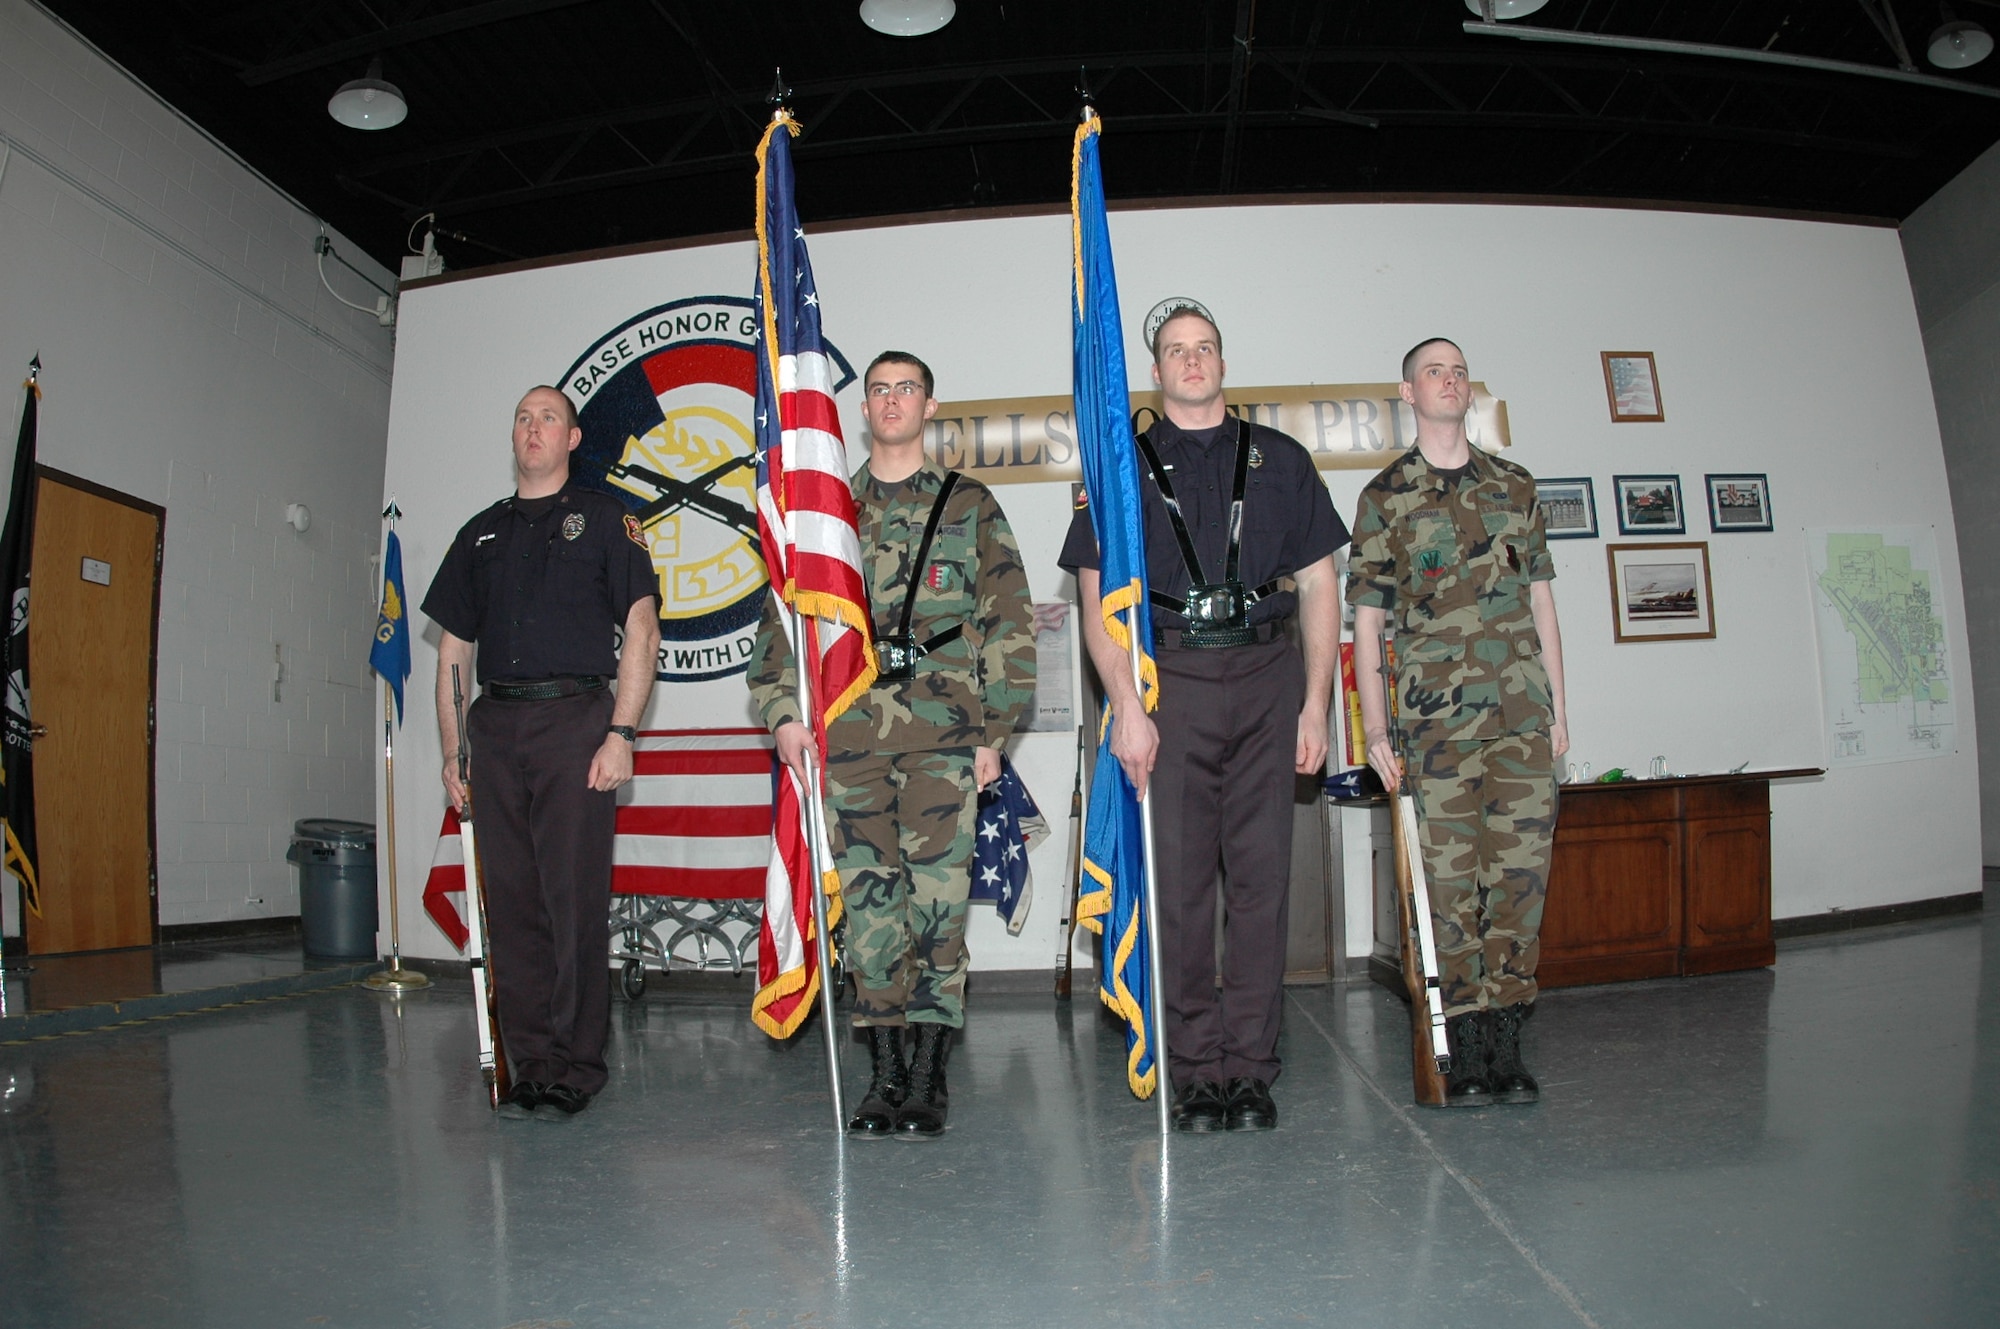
[875,472,966,682]
[484,675,608,701]
[1133,418,1280,649]
[1158,621,1285,651]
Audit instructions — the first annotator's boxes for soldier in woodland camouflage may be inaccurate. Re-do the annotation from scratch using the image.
[1349,338,1571,1109]
[748,350,1035,1138]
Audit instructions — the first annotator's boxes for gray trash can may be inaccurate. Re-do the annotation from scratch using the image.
[287,819,378,959]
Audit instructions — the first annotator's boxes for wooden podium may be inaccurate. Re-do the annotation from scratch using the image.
[1538,769,1821,989]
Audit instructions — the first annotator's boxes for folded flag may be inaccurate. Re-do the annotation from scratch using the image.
[969,756,1048,935]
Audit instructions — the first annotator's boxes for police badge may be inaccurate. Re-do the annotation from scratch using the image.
[562,511,586,541]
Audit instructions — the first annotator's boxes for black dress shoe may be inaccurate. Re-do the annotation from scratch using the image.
[498,1080,544,1118]
[538,1083,593,1115]
[1223,1077,1277,1131]
[1172,1079,1228,1132]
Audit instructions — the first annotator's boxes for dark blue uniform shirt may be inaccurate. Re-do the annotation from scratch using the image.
[422,486,659,684]
[1057,416,1349,628]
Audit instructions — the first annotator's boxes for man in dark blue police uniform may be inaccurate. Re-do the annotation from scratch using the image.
[1059,300,1347,1133]
[424,385,661,1117]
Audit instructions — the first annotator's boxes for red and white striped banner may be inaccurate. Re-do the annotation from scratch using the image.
[422,728,774,951]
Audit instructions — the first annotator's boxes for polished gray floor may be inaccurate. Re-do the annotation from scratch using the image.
[2,892,1996,1329]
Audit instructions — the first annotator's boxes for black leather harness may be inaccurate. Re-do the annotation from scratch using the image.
[1133,418,1280,648]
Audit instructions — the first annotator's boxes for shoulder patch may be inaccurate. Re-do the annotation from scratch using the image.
[624,513,647,548]
[1074,487,1089,510]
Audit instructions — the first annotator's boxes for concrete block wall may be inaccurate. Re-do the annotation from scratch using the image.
[0,0,396,934]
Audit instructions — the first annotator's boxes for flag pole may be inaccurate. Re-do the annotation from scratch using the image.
[366,501,428,993]
[790,603,847,1130]
[1130,624,1171,1136]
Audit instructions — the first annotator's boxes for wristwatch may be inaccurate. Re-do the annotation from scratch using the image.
[607,725,637,743]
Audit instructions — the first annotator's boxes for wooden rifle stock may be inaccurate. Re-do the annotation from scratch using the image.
[1379,632,1451,1106]
[1389,779,1450,1107]
[1054,722,1085,1000]
[452,666,511,1109]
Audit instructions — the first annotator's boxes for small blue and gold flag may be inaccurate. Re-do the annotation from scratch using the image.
[371,529,411,723]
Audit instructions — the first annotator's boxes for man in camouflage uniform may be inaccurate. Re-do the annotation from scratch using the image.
[1349,338,1570,1108]
[748,350,1035,1138]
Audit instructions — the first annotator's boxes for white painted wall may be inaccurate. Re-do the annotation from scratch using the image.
[0,0,396,936]
[381,199,1980,967]
[1902,139,2000,866]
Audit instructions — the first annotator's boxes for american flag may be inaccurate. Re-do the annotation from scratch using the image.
[969,756,1048,936]
[422,729,774,950]
[749,109,876,1039]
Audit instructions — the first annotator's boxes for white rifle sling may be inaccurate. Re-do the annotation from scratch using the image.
[1397,791,1453,1071]
[459,814,496,1075]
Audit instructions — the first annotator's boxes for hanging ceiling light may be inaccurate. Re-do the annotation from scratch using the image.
[1928,20,1995,68]
[1463,0,1550,19]
[327,57,407,130]
[858,1,956,38]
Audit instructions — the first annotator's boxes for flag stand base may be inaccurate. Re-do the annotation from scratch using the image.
[363,966,432,992]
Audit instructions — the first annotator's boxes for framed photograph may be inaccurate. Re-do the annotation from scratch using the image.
[1607,542,1715,643]
[1612,474,1686,535]
[1601,351,1665,422]
[1536,477,1598,539]
[1705,473,1773,533]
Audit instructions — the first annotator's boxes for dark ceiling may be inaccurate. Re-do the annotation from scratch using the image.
[39,1,2000,272]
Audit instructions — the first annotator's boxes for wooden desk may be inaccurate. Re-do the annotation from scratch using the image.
[1539,769,1821,988]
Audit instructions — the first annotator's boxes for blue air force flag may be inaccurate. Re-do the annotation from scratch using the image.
[1069,112,1162,1100]
[370,529,412,723]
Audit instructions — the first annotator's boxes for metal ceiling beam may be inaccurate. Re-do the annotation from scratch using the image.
[343,99,1917,222]
[240,0,597,86]
[1463,20,2000,99]
[343,42,1935,181]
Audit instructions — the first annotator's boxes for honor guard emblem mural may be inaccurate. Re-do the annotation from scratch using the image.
[561,297,855,683]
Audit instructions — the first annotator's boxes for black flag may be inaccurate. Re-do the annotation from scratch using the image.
[2,359,41,918]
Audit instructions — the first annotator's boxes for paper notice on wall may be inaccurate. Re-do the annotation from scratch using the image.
[1026,602,1075,734]
[1807,527,1957,766]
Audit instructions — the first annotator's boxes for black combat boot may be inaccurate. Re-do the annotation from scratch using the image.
[1487,1002,1540,1105]
[896,1023,952,1136]
[1444,1011,1496,1108]
[846,1025,908,1136]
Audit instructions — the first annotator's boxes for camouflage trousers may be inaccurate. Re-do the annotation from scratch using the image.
[823,747,979,1029]
[1410,729,1557,1016]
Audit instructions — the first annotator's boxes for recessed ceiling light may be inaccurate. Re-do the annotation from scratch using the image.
[1928,20,1994,69]
[859,1,956,38]
[328,58,407,131]
[1463,0,1550,19]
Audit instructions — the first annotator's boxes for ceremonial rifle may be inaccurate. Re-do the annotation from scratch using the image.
[1054,722,1085,999]
[1381,635,1451,1106]
[452,666,512,1109]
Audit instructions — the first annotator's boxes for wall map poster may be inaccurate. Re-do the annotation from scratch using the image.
[1807,527,1956,766]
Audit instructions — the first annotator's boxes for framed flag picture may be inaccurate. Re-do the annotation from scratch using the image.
[1705,473,1774,533]
[1536,477,1598,539]
[1613,474,1686,536]
[1601,351,1665,423]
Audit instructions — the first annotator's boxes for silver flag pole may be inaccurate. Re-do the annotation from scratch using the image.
[787,602,846,1131]
[1129,623,1171,1136]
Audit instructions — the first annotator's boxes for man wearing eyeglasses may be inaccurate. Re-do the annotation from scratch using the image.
[748,350,1035,1138]
[1059,301,1347,1133]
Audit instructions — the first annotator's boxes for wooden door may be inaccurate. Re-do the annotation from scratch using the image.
[23,469,161,955]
